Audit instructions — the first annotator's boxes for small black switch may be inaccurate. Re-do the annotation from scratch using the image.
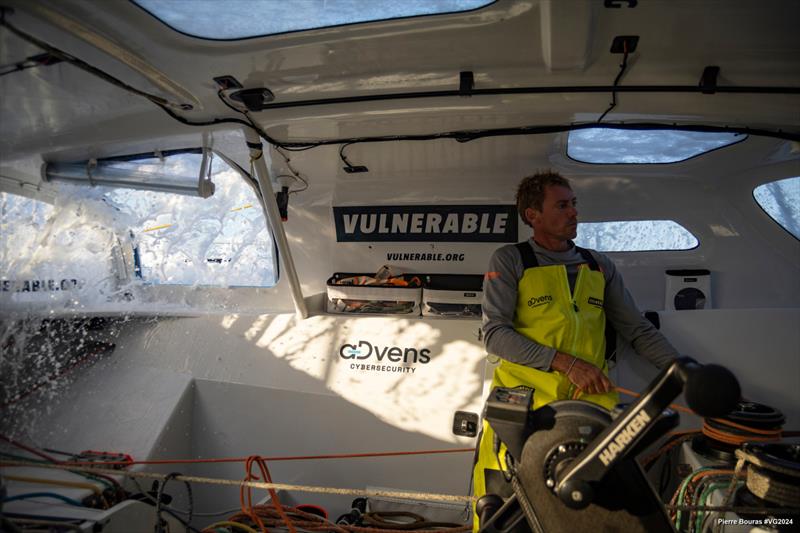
[453,411,479,437]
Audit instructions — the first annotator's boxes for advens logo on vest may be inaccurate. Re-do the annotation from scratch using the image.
[340,340,431,374]
[527,294,553,308]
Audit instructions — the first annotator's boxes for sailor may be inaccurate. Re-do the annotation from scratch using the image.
[472,170,679,528]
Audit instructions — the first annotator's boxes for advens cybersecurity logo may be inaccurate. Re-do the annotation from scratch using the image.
[339,340,431,374]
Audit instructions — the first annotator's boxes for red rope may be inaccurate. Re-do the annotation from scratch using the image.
[27,448,476,468]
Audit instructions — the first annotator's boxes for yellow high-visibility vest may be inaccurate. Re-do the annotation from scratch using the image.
[471,244,618,531]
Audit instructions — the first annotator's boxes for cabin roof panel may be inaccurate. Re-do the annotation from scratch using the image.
[0,0,798,162]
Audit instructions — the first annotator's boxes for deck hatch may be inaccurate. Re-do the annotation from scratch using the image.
[754,176,800,240]
[576,220,698,252]
[567,129,746,164]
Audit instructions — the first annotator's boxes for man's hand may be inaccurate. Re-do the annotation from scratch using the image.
[551,351,614,395]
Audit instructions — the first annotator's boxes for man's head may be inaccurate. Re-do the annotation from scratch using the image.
[516,170,578,248]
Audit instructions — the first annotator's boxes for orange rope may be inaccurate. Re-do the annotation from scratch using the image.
[705,416,781,435]
[616,387,695,415]
[701,420,782,445]
[240,456,296,533]
[640,430,701,467]
[618,387,789,459]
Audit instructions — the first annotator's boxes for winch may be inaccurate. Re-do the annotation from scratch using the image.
[476,357,741,533]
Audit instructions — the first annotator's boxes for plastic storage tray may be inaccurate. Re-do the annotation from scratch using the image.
[326,273,422,315]
[421,274,483,318]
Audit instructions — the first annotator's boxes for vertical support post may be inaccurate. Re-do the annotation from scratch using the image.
[244,128,308,320]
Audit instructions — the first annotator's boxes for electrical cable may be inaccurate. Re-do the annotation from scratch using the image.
[127,476,203,532]
[274,174,308,194]
[597,40,630,123]
[5,516,83,532]
[339,143,357,171]
[0,52,61,77]
[2,474,109,508]
[272,146,309,194]
[1,491,85,506]
[0,435,58,462]
[0,440,125,498]
[155,472,194,533]
[0,12,189,110]
[223,504,473,533]
[670,468,734,526]
[695,481,737,532]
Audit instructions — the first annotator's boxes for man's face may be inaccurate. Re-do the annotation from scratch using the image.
[526,185,578,242]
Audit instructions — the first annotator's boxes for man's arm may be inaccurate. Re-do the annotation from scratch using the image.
[482,246,557,370]
[596,252,680,369]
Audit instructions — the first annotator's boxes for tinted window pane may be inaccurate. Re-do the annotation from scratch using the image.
[575,220,698,251]
[754,176,800,239]
[133,0,494,39]
[568,129,745,163]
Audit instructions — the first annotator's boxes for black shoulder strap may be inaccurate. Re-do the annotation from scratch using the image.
[514,241,539,270]
[575,246,600,272]
[575,246,617,361]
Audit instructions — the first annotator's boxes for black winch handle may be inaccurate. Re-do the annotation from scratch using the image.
[555,356,740,509]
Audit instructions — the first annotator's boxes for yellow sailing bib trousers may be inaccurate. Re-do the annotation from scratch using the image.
[472,243,619,531]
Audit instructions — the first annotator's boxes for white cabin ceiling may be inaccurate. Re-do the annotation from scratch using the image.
[0,0,798,164]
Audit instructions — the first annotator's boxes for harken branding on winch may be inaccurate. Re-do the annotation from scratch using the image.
[598,408,652,466]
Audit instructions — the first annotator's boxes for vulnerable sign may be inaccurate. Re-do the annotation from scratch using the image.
[333,205,517,242]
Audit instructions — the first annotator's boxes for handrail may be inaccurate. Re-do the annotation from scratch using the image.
[243,128,308,319]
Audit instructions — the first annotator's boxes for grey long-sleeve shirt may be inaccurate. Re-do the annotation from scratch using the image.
[482,239,679,370]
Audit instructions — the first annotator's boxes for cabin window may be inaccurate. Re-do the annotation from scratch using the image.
[575,220,698,252]
[132,0,495,40]
[1,192,55,276]
[104,155,277,288]
[1,191,123,303]
[753,176,800,240]
[567,129,746,164]
[1,152,277,313]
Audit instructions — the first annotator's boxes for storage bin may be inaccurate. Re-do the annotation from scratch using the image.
[326,272,422,315]
[421,274,483,318]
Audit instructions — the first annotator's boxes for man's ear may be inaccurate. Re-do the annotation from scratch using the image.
[524,207,538,226]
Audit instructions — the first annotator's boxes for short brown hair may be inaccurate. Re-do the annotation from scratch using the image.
[516,171,572,227]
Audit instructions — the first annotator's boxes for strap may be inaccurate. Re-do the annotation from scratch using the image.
[575,246,600,272]
[575,246,617,361]
[514,241,539,270]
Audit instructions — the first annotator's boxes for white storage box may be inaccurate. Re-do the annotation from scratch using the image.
[421,274,483,318]
[326,273,422,315]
